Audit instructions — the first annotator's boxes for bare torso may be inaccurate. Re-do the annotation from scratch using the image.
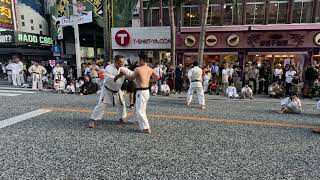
[135,65,158,88]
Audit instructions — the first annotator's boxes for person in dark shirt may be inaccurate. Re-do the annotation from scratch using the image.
[175,64,184,94]
[303,64,318,98]
[258,63,271,94]
[79,76,98,95]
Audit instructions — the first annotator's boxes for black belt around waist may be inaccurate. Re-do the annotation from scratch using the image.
[33,72,40,74]
[135,87,150,91]
[191,80,201,82]
[104,85,122,106]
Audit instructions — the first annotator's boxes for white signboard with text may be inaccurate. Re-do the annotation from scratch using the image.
[111,27,171,50]
[56,11,93,27]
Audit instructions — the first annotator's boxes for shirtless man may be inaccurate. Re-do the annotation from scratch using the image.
[117,53,160,133]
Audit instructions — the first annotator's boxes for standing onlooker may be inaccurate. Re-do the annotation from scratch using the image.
[84,63,91,76]
[167,65,175,92]
[258,63,271,94]
[245,62,259,94]
[175,64,184,94]
[273,64,283,85]
[154,63,163,93]
[203,71,211,93]
[211,62,219,78]
[303,64,318,98]
[222,63,232,93]
[90,60,100,84]
[285,65,297,96]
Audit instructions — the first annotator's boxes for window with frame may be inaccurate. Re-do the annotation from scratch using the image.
[31,26,34,30]
[316,1,320,22]
[30,19,34,24]
[21,22,25,26]
[207,4,221,25]
[269,0,288,24]
[224,0,243,25]
[21,15,24,20]
[246,0,265,24]
[39,24,42,29]
[182,5,200,26]
[292,0,313,23]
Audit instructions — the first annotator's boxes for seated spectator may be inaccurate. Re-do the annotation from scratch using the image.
[208,79,219,95]
[66,79,76,94]
[151,83,158,96]
[76,78,84,93]
[241,85,253,99]
[269,81,282,98]
[279,94,302,114]
[226,83,239,99]
[54,79,65,93]
[79,76,98,95]
[161,80,170,96]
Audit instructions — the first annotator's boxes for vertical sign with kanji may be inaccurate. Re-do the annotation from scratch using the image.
[0,0,14,29]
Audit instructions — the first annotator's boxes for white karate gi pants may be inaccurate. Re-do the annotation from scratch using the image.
[19,72,25,84]
[12,73,21,86]
[91,87,127,121]
[285,102,301,114]
[32,74,43,90]
[227,92,239,98]
[187,82,205,106]
[132,90,150,130]
[203,82,209,92]
[7,74,12,83]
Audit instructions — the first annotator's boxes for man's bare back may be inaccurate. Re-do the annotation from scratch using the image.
[134,64,159,88]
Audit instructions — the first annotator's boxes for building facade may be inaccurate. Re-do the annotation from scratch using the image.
[141,0,320,76]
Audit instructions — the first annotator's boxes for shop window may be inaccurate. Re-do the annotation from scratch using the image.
[21,22,25,26]
[30,19,33,24]
[269,1,288,24]
[246,3,265,24]
[31,26,34,30]
[292,0,313,23]
[207,5,221,25]
[21,15,24,20]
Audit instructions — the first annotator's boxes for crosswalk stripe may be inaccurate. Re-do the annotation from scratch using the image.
[0,109,52,129]
[0,93,22,97]
[0,90,35,94]
[0,87,34,91]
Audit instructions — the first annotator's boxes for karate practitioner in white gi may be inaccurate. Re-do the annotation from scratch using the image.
[187,61,206,109]
[119,53,160,133]
[226,83,240,98]
[279,94,302,114]
[28,61,47,90]
[6,60,22,86]
[16,59,25,84]
[89,55,130,128]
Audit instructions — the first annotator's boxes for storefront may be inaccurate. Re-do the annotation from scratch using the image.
[0,31,53,66]
[177,25,320,74]
[111,27,171,65]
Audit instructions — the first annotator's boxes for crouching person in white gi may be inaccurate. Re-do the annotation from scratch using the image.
[28,61,47,90]
[187,61,206,109]
[279,94,302,114]
[119,53,160,133]
[89,55,130,128]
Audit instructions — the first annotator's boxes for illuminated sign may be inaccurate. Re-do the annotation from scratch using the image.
[0,0,14,29]
[15,32,53,46]
[0,31,13,45]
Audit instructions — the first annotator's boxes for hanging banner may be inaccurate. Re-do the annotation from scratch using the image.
[56,11,93,26]
[0,0,15,30]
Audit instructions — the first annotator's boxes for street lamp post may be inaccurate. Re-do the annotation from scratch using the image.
[72,0,82,78]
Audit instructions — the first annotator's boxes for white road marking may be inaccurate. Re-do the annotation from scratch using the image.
[0,87,34,91]
[0,93,21,97]
[0,109,52,129]
[0,90,35,94]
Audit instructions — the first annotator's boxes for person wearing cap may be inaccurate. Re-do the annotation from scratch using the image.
[187,61,206,109]
[279,94,302,114]
[175,64,184,94]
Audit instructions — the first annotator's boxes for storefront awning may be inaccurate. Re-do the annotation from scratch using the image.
[0,48,52,56]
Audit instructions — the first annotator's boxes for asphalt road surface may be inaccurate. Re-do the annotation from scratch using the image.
[0,86,320,179]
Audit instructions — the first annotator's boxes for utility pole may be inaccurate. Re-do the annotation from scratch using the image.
[72,0,82,78]
[103,0,110,65]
